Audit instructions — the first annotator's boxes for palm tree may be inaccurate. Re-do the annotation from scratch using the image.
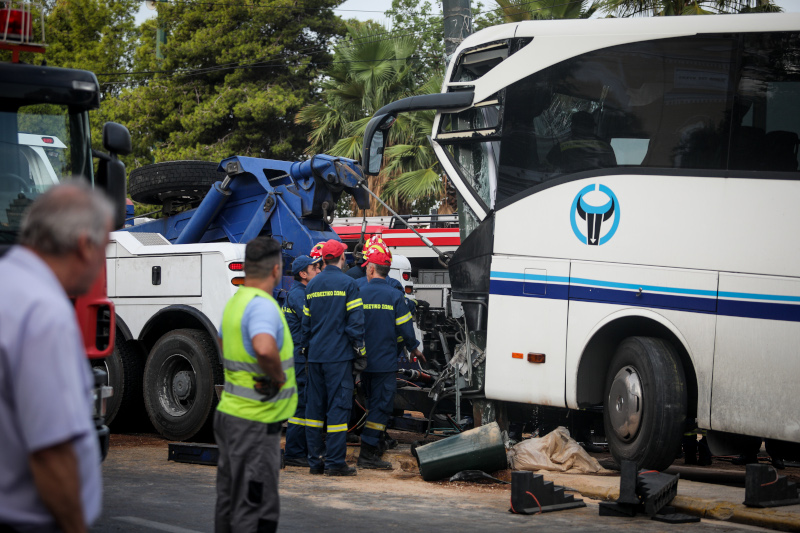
[296,22,447,215]
[494,0,599,22]
[595,0,781,16]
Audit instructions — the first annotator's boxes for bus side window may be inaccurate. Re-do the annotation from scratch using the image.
[731,32,800,173]
[496,35,740,204]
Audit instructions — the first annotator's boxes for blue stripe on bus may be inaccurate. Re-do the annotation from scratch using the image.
[569,285,717,313]
[490,271,716,297]
[489,277,800,322]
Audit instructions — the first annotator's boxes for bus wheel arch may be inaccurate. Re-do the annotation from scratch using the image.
[575,313,699,469]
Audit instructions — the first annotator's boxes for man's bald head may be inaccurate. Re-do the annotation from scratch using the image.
[20,181,114,256]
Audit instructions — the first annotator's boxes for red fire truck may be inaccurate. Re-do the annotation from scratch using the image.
[1,2,130,458]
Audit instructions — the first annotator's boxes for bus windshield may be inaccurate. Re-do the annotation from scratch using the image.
[0,104,93,240]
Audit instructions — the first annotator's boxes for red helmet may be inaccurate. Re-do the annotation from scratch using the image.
[361,235,391,267]
[310,242,325,259]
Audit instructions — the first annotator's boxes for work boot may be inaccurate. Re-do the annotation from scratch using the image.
[309,466,325,475]
[285,455,309,467]
[324,465,357,477]
[357,444,393,470]
[380,433,398,451]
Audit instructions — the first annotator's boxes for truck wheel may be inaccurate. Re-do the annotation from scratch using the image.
[603,336,687,471]
[129,161,222,206]
[143,329,222,441]
[97,336,145,429]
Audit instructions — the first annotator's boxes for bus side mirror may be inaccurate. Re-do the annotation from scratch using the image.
[362,113,396,176]
[102,122,132,156]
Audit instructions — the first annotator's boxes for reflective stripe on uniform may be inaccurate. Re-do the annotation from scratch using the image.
[396,336,403,342]
[303,306,311,316]
[364,421,386,432]
[327,423,348,433]
[224,382,297,403]
[346,298,363,311]
[282,306,295,314]
[288,417,306,426]
[222,357,295,373]
[305,418,324,428]
[395,312,412,325]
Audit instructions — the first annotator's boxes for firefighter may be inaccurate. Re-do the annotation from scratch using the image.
[214,237,297,533]
[357,242,423,469]
[354,236,416,314]
[301,239,366,476]
[282,254,322,467]
[310,241,325,261]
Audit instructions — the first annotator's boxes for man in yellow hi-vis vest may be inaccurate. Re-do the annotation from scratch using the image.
[214,237,297,533]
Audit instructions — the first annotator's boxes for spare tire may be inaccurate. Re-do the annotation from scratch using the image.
[129,160,223,206]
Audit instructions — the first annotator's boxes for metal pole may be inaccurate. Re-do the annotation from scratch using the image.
[443,0,472,62]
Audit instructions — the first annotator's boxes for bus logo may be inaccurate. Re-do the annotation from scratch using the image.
[570,184,620,245]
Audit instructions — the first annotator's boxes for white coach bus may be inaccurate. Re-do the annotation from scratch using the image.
[363,13,800,469]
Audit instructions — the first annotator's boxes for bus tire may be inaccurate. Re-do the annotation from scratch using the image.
[129,161,222,206]
[97,336,145,429]
[603,336,687,471]
[143,329,222,441]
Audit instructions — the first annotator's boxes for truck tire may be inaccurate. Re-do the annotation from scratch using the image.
[603,336,687,471]
[96,336,145,429]
[129,161,222,206]
[143,329,223,441]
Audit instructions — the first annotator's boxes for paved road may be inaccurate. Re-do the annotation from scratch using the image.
[94,441,775,533]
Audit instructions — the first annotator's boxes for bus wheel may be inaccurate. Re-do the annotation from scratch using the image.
[97,336,145,429]
[603,336,687,471]
[143,329,222,441]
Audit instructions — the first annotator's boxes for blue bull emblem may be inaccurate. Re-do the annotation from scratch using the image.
[570,184,620,245]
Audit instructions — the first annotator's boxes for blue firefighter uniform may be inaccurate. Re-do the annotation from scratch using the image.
[359,277,420,448]
[356,275,417,354]
[282,281,309,461]
[346,263,366,279]
[301,265,365,471]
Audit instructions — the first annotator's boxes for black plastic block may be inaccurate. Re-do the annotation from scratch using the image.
[617,460,641,506]
[598,501,638,517]
[168,442,219,466]
[744,464,800,508]
[509,471,586,514]
[637,470,679,517]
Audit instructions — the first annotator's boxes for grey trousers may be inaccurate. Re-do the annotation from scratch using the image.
[214,410,282,533]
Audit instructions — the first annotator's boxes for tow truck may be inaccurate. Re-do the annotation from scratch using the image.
[106,155,433,440]
[0,1,131,458]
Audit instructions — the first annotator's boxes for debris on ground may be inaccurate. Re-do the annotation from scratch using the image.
[508,426,611,474]
[449,470,510,484]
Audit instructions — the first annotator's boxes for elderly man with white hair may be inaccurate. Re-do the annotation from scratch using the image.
[0,182,113,533]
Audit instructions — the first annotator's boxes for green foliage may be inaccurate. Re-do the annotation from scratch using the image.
[385,0,502,72]
[296,22,446,215]
[494,0,598,21]
[594,0,781,16]
[103,0,346,167]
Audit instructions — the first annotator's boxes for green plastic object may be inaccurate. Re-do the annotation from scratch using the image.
[416,422,507,481]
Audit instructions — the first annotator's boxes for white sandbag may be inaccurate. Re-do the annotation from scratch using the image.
[507,426,605,474]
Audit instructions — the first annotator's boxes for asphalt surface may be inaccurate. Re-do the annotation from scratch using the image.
[93,438,779,533]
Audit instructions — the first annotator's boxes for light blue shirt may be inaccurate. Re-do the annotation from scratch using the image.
[0,246,102,527]
[219,296,283,358]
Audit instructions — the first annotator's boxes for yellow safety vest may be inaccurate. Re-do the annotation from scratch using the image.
[217,286,297,424]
